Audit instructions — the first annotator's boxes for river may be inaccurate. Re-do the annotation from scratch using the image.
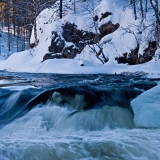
[0,71,159,160]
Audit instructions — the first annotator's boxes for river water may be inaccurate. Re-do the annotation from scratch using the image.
[0,71,160,160]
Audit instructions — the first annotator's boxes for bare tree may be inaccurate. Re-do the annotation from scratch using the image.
[79,0,111,64]
[150,0,160,48]
[60,0,63,19]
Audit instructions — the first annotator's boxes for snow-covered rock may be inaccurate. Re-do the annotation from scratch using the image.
[131,85,160,128]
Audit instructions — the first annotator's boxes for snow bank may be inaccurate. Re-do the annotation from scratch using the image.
[131,85,160,128]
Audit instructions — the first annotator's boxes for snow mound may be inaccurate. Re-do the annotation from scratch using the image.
[131,85,160,128]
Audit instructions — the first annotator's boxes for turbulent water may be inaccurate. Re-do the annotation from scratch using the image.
[0,71,160,160]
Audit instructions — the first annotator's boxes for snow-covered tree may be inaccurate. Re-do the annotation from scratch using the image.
[150,0,160,48]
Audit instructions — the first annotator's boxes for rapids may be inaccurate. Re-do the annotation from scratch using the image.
[0,71,160,160]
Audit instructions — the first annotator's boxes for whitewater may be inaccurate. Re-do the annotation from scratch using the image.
[0,0,160,159]
[0,72,160,160]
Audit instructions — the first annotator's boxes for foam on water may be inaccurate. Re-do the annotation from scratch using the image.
[0,73,159,159]
[0,114,160,160]
[1,86,36,91]
[0,103,160,159]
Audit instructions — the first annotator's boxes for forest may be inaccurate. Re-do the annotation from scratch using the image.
[0,0,159,55]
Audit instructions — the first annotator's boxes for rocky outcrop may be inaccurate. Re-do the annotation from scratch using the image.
[139,41,156,63]
[115,41,157,65]
[48,31,65,54]
[115,45,139,65]
[44,30,79,61]
[62,45,79,58]
[99,21,120,35]
[62,22,102,45]
[44,21,120,61]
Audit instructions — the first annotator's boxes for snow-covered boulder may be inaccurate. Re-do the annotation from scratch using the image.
[131,85,160,128]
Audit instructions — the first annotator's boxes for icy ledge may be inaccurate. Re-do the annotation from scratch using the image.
[131,84,160,128]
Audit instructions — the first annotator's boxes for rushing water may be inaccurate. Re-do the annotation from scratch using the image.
[0,71,160,160]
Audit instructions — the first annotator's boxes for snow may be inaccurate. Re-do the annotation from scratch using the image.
[131,85,160,128]
[0,0,159,76]
[0,28,29,56]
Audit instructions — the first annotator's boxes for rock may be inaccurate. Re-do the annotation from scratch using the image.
[45,21,120,62]
[115,53,128,64]
[99,21,120,35]
[93,15,99,22]
[139,41,156,63]
[100,12,112,22]
[127,45,139,65]
[115,45,139,65]
[43,53,62,61]
[48,31,65,54]
[62,22,80,43]
[30,43,36,49]
[62,45,79,58]
[62,22,101,45]
[115,42,157,65]
[77,41,86,52]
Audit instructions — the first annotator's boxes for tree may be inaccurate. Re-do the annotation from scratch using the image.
[78,0,112,64]
[126,0,160,49]
[0,0,55,51]
[26,0,55,46]
[60,0,62,19]
[150,0,160,48]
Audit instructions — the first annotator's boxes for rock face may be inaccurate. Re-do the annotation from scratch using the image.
[139,41,157,63]
[48,31,65,54]
[99,21,120,35]
[44,31,79,61]
[62,22,101,45]
[44,17,120,61]
[62,45,79,58]
[115,41,157,65]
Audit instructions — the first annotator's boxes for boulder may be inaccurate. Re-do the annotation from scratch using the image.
[139,41,156,63]
[48,31,65,54]
[62,45,79,58]
[62,22,101,45]
[115,42,157,65]
[99,21,120,35]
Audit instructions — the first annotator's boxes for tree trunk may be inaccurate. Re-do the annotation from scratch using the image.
[145,0,148,13]
[150,0,160,48]
[140,0,144,18]
[133,0,137,20]
[60,0,62,19]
